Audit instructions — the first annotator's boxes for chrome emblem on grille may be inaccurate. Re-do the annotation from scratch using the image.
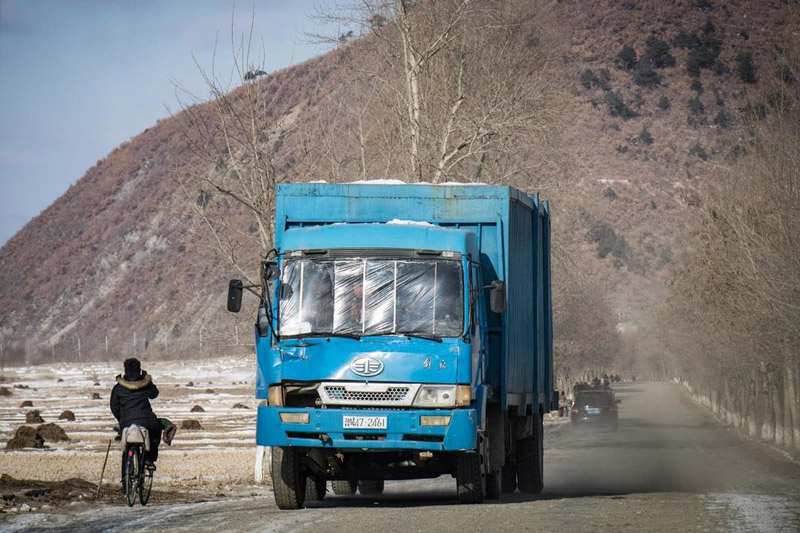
[350,356,384,377]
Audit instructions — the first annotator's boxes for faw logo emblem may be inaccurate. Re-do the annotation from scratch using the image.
[350,356,384,377]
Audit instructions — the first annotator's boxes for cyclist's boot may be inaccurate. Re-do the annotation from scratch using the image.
[145,461,156,472]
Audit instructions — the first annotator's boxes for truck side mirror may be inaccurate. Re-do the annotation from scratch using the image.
[227,279,243,313]
[256,306,270,337]
[489,280,506,313]
[263,261,279,281]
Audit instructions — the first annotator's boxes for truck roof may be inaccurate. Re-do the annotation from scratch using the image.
[282,223,478,256]
[277,182,538,212]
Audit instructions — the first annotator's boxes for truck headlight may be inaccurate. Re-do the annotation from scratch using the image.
[413,385,456,407]
[420,415,451,426]
[279,412,309,424]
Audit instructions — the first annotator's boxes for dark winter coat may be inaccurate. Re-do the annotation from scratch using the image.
[110,371,160,430]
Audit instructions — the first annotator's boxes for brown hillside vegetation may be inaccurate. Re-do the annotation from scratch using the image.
[0,0,794,415]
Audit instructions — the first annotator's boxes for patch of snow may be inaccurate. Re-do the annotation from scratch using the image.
[346,179,488,186]
[386,219,436,227]
[707,493,800,533]
[348,179,407,185]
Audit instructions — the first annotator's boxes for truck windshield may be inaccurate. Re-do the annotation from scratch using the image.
[279,257,464,338]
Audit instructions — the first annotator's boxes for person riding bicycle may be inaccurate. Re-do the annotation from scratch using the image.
[110,358,162,491]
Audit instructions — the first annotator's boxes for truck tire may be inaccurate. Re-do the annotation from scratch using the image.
[517,414,544,494]
[501,463,517,493]
[456,452,485,504]
[271,446,306,510]
[357,480,384,495]
[305,475,326,501]
[485,469,501,500]
[331,479,357,495]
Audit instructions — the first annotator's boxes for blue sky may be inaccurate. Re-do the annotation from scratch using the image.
[0,0,327,245]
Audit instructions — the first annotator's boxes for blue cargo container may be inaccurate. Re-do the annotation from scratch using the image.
[227,182,554,508]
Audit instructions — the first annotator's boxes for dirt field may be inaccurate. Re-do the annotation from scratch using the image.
[0,357,267,514]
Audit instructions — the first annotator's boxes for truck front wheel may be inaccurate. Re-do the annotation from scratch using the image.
[331,479,357,495]
[271,446,306,510]
[456,452,485,504]
[517,414,544,494]
[501,463,517,493]
[305,475,326,501]
[358,480,384,495]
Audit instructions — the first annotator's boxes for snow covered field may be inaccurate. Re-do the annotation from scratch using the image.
[0,356,261,486]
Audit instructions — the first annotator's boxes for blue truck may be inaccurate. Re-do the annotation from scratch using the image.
[226,182,555,508]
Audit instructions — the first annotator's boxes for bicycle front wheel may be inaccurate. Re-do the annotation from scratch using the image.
[125,446,139,507]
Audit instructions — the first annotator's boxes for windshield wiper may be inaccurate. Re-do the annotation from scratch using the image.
[281,332,361,341]
[323,332,362,340]
[405,333,443,343]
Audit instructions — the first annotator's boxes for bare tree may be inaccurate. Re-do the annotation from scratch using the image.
[660,26,800,450]
[311,0,560,183]
[172,10,305,282]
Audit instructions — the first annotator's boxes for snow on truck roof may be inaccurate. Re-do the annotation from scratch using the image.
[306,179,488,186]
[386,219,436,227]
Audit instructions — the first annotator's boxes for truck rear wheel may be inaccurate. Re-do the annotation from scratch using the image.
[456,452,485,504]
[485,469,501,500]
[331,479,357,495]
[304,475,326,501]
[271,446,306,510]
[517,414,544,494]
[501,463,517,493]
[358,480,384,495]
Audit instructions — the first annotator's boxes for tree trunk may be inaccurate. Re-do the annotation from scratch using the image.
[785,364,799,450]
[396,0,421,181]
[747,380,758,437]
[761,368,775,441]
[771,370,785,446]
[710,384,718,415]
[723,378,734,425]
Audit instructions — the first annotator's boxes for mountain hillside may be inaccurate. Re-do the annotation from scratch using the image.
[0,0,791,369]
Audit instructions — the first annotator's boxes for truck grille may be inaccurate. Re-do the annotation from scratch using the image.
[318,382,420,406]
[324,385,410,403]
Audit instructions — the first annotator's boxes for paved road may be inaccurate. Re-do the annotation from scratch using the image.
[14,382,800,532]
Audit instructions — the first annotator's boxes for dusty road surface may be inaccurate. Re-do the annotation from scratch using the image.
[7,382,800,532]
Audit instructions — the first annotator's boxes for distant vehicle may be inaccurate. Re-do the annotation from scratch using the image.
[570,390,619,430]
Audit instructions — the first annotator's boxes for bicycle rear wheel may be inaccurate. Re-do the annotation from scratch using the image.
[139,462,153,505]
[125,446,139,507]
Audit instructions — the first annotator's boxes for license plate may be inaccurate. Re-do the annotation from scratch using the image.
[586,408,601,415]
[343,416,387,430]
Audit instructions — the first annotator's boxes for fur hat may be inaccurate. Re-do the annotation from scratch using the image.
[123,358,142,380]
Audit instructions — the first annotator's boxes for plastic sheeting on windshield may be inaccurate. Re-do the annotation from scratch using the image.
[279,258,463,337]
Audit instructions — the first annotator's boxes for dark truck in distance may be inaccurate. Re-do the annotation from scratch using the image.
[570,390,620,430]
[227,182,555,509]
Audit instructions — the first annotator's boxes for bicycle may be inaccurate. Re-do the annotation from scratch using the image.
[121,425,154,506]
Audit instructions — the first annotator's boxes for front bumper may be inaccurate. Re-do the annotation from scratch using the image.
[256,406,477,451]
